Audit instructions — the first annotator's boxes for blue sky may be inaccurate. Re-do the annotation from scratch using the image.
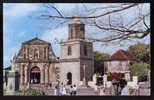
[3,3,150,69]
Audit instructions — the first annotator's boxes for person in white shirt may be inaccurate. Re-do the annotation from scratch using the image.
[94,85,98,95]
[73,85,77,95]
[69,85,73,96]
[121,82,130,96]
[99,87,106,96]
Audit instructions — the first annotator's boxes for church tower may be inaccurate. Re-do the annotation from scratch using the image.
[59,13,94,86]
[68,13,85,40]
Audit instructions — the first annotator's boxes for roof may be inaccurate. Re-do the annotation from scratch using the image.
[72,12,83,24]
[22,37,50,45]
[105,49,138,61]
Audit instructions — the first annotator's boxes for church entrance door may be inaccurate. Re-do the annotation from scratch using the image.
[30,66,40,84]
[67,72,72,85]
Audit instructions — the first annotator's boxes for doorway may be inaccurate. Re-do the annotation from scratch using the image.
[67,72,72,85]
[30,66,40,84]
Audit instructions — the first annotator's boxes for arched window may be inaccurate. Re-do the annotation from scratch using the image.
[84,45,88,56]
[68,46,72,55]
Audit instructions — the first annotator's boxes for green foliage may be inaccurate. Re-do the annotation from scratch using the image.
[94,51,110,75]
[128,42,150,64]
[16,88,45,96]
[3,88,45,96]
[130,63,149,82]
[3,88,6,94]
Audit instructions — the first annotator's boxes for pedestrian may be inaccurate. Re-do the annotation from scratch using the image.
[110,84,116,95]
[55,82,60,95]
[121,81,130,96]
[49,83,52,88]
[54,86,57,95]
[94,85,98,95]
[62,85,67,95]
[119,78,126,94]
[69,85,73,96]
[59,82,64,95]
[99,87,106,96]
[73,85,77,95]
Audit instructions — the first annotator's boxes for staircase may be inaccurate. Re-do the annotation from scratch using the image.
[76,88,96,95]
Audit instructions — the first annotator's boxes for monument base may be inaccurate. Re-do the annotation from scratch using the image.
[7,71,19,93]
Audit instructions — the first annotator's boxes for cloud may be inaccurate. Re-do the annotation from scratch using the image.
[4,4,39,19]
[40,26,68,57]
[41,26,68,42]
[18,31,26,37]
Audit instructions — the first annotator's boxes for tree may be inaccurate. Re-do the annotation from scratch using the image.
[94,51,110,75]
[128,42,150,64]
[38,3,150,46]
[130,63,149,82]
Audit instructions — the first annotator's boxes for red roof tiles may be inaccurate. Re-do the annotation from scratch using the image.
[106,49,138,61]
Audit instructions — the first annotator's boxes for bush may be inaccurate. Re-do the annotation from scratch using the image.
[3,89,6,94]
[17,88,45,96]
[130,63,149,82]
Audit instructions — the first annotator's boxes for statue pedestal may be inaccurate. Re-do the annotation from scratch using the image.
[7,71,19,93]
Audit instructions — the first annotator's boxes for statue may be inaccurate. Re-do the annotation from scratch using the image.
[10,53,16,72]
[7,52,19,93]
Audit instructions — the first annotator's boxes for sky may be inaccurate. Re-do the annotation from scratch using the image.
[3,3,150,69]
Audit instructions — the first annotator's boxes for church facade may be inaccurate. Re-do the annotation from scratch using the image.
[7,15,94,89]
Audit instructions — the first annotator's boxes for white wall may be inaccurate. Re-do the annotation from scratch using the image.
[60,62,80,85]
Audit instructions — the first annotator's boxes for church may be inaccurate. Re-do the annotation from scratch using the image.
[5,15,94,89]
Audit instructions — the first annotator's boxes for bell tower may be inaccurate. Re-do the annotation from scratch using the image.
[68,13,85,40]
[60,12,94,86]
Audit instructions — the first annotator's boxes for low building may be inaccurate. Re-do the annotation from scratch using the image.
[104,49,139,74]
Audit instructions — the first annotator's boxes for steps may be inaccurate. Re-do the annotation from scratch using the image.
[77,88,96,95]
[28,84,97,95]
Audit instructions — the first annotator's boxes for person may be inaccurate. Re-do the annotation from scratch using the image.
[99,87,106,96]
[54,86,57,95]
[94,84,98,95]
[119,78,126,94]
[49,83,52,88]
[110,84,116,95]
[73,85,77,95]
[69,85,73,96]
[59,82,64,95]
[55,82,60,95]
[62,85,67,95]
[121,81,130,96]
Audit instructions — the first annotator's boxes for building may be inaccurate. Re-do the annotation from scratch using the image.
[104,49,139,74]
[59,15,94,85]
[5,14,94,89]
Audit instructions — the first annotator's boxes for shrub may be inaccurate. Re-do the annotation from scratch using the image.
[130,63,149,82]
[17,88,45,96]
